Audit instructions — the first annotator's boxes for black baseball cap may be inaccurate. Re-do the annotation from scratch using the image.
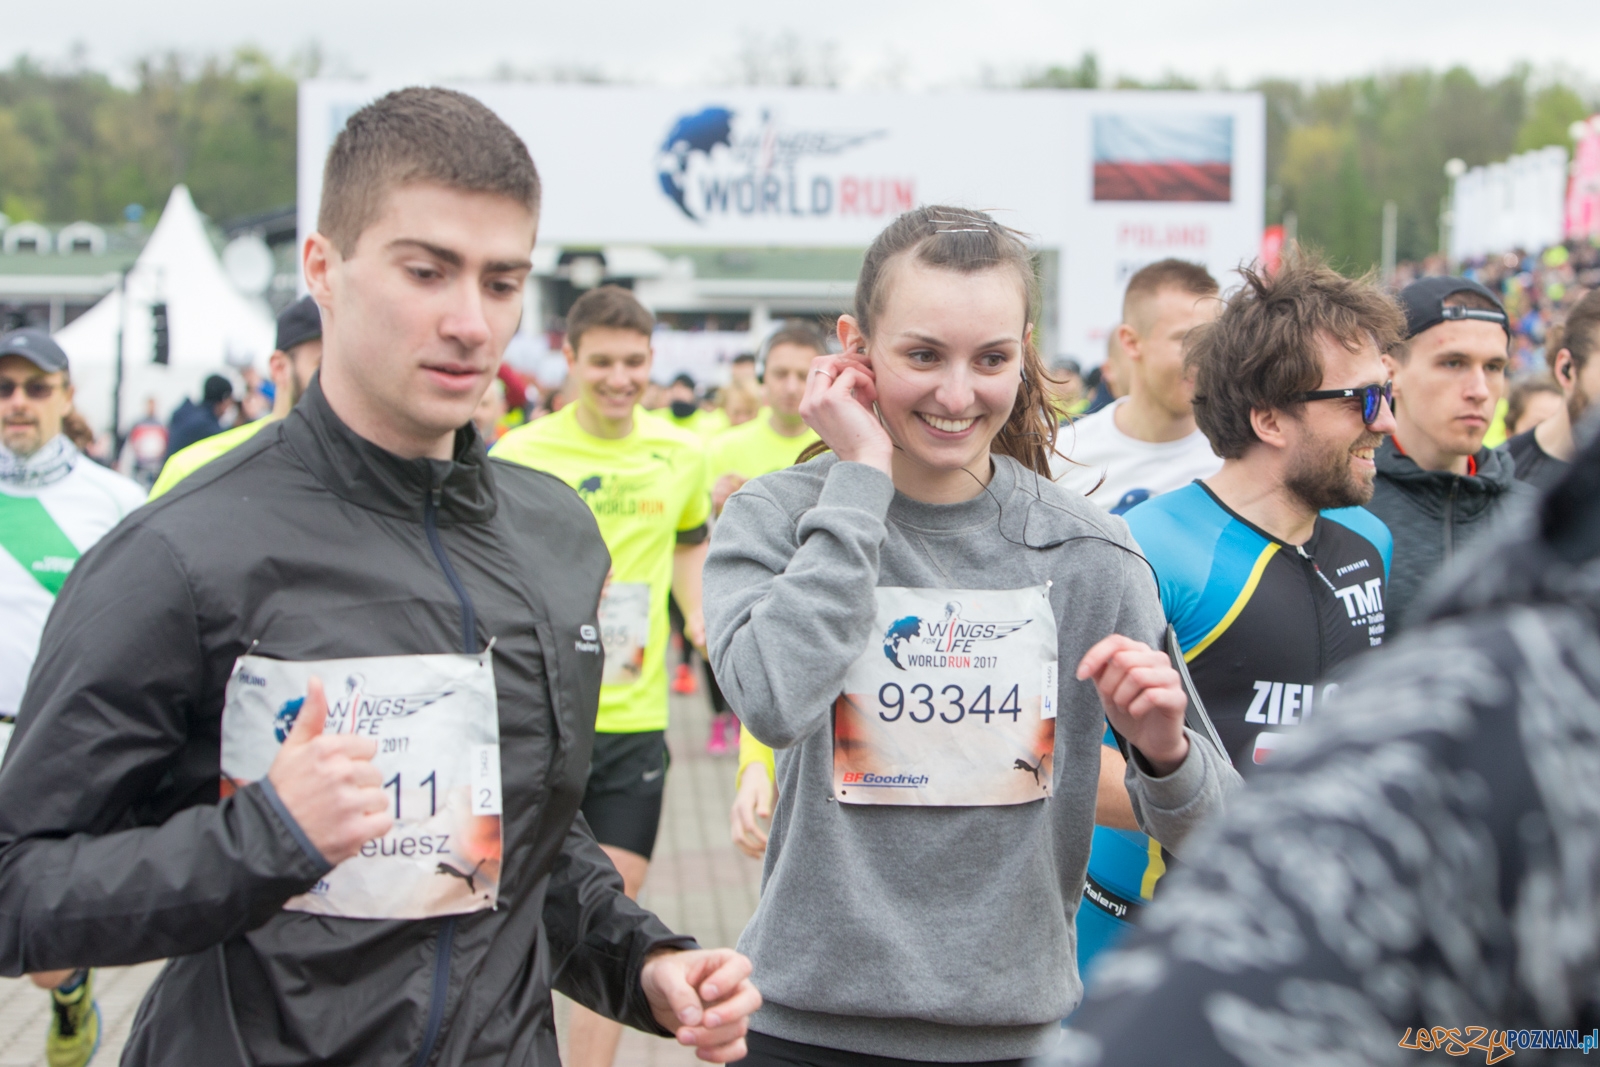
[1397,276,1509,340]
[275,295,323,352]
[0,328,69,373]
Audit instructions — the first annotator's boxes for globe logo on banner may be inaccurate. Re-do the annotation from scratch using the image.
[655,106,906,224]
[1092,114,1234,202]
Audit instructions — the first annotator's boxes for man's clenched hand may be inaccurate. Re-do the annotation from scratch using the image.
[642,948,761,1062]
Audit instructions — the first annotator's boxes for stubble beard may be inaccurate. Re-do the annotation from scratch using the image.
[1285,431,1383,511]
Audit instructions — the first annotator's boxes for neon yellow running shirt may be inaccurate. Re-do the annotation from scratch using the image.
[493,406,711,733]
[708,416,818,485]
[148,420,269,499]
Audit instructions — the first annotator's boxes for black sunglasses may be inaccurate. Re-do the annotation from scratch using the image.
[0,380,61,400]
[1294,381,1392,425]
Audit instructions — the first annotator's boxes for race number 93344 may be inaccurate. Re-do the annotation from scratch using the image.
[833,585,1058,807]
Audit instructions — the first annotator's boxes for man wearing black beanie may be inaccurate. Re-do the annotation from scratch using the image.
[149,294,322,497]
[1366,276,1535,630]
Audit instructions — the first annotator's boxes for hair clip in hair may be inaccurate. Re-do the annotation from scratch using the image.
[929,210,993,234]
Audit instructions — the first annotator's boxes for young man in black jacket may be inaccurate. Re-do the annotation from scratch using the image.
[1368,276,1534,630]
[0,87,758,1067]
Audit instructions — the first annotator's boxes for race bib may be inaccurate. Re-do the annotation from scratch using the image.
[598,583,651,686]
[222,651,503,920]
[833,585,1058,807]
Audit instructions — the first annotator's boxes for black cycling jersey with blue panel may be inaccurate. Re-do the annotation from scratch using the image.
[1124,481,1393,772]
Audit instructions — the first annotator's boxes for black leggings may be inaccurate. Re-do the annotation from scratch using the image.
[704,659,730,715]
[742,1031,1027,1067]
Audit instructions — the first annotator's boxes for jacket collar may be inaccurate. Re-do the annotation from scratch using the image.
[281,375,497,525]
[1375,436,1516,496]
[1423,427,1600,624]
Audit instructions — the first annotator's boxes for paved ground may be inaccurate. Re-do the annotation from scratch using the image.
[0,679,760,1067]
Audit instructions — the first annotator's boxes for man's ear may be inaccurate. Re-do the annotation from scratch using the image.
[303,233,337,308]
[1554,348,1576,391]
[268,350,291,389]
[1249,405,1291,451]
[1116,322,1141,363]
[562,341,577,370]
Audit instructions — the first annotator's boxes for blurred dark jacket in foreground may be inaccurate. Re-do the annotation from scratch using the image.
[1053,429,1600,1066]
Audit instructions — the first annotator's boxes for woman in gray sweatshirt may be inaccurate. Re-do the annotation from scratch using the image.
[703,206,1238,1067]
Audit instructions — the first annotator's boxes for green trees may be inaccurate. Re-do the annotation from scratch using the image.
[0,49,297,225]
[1267,66,1589,269]
[0,45,1593,277]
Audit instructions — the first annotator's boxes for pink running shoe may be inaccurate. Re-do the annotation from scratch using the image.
[706,715,729,756]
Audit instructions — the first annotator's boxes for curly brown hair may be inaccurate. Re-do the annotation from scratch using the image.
[1188,252,1405,460]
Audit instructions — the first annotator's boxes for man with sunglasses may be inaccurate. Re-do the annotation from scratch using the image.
[0,327,145,1067]
[1072,258,1402,981]
[1121,257,1403,775]
[1369,277,1533,631]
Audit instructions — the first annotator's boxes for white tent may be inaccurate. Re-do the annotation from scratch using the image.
[56,185,276,436]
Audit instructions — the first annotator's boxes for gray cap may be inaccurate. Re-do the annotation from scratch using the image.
[0,328,69,373]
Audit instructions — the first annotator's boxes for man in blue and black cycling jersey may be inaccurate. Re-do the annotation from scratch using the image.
[1077,253,1407,979]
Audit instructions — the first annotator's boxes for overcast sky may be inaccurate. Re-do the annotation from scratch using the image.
[7,0,1599,89]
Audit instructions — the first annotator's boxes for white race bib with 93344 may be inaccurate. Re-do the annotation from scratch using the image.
[222,651,503,920]
[833,585,1058,807]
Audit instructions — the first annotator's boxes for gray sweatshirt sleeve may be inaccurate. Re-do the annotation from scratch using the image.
[704,461,894,749]
[1110,546,1243,853]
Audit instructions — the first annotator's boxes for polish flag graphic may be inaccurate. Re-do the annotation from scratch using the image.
[1093,114,1233,203]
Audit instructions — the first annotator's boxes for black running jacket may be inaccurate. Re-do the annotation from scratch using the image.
[0,381,694,1066]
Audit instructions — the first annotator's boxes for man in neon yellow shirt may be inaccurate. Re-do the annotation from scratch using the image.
[491,284,710,1067]
[711,322,826,847]
[148,296,323,498]
[708,322,825,515]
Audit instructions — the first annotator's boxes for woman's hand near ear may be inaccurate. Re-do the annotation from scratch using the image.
[799,353,894,476]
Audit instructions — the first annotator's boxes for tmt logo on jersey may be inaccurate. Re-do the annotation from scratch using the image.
[1333,577,1386,646]
[881,601,1031,670]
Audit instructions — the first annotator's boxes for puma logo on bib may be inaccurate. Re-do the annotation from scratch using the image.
[222,651,503,920]
[833,585,1058,807]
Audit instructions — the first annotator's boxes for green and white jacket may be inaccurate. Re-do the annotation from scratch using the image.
[1,436,145,719]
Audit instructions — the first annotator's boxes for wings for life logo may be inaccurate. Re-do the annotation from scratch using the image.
[575,473,666,519]
[655,106,914,224]
[882,601,1032,670]
[273,674,455,742]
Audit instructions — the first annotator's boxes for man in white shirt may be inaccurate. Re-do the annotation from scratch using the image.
[1053,259,1222,513]
[0,327,145,1067]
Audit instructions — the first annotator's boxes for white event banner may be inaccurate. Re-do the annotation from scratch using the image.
[299,82,1264,365]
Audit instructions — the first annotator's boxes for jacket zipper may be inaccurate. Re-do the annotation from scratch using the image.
[1444,477,1458,559]
[414,480,475,1067]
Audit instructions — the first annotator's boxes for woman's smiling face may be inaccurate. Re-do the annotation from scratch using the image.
[861,257,1030,485]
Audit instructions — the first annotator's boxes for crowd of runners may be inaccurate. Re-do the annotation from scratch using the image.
[0,85,1598,1067]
